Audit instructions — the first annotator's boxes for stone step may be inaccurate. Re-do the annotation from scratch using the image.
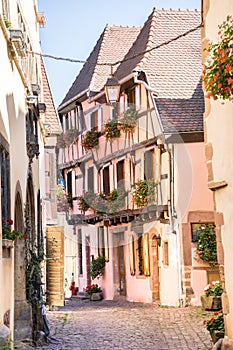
[71,293,90,300]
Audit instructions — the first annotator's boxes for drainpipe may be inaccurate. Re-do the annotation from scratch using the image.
[167,143,183,307]
[133,71,159,96]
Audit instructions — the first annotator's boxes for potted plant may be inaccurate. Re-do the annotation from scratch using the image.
[2,218,25,248]
[103,120,121,140]
[86,284,103,301]
[56,133,66,148]
[133,179,156,208]
[195,224,217,268]
[94,188,127,215]
[82,129,100,151]
[201,281,223,310]
[202,15,233,101]
[64,128,80,146]
[204,310,225,344]
[89,256,106,280]
[120,107,138,133]
[77,195,90,212]
[56,184,71,212]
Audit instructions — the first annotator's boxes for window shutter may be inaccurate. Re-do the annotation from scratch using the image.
[87,166,94,192]
[154,147,161,184]
[144,150,153,180]
[143,233,150,276]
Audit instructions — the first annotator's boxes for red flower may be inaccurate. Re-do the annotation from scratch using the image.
[7,218,13,225]
[22,234,27,239]
[226,64,232,74]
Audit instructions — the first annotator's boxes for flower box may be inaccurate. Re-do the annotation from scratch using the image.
[90,292,103,301]
[2,239,14,248]
[201,295,222,310]
[210,331,224,344]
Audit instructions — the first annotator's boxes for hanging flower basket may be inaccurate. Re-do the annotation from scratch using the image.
[64,128,80,145]
[82,129,100,151]
[120,107,138,133]
[103,120,121,140]
[56,185,71,212]
[133,179,156,208]
[56,134,66,148]
[202,16,233,101]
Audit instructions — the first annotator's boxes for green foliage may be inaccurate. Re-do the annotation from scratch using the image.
[133,179,156,208]
[86,284,102,295]
[0,339,11,350]
[56,184,70,212]
[77,194,90,212]
[89,256,106,280]
[103,120,121,140]
[97,188,127,214]
[2,218,24,240]
[64,128,80,145]
[56,134,66,148]
[82,129,100,151]
[204,281,223,297]
[202,16,233,100]
[205,311,225,333]
[195,224,217,267]
[120,107,138,133]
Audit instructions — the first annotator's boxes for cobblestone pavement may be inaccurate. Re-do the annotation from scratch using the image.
[19,299,214,350]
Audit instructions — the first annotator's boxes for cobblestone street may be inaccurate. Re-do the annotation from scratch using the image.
[31,299,213,350]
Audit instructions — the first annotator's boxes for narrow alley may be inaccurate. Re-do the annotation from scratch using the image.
[32,299,212,350]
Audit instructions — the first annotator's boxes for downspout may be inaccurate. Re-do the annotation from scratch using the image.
[167,143,183,307]
[133,71,159,96]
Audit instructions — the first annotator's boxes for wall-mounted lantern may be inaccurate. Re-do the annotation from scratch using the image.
[104,74,120,104]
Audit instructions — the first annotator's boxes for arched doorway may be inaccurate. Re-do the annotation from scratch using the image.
[14,188,32,341]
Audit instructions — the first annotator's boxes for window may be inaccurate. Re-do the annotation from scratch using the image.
[67,171,73,206]
[78,229,83,275]
[98,226,109,261]
[116,159,124,189]
[102,166,110,194]
[144,149,154,180]
[126,85,140,109]
[90,110,98,130]
[87,166,94,192]
[191,223,214,242]
[1,143,10,221]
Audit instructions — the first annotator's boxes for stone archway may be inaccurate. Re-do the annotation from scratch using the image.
[14,186,32,341]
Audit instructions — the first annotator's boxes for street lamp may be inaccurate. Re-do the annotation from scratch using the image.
[104,74,120,104]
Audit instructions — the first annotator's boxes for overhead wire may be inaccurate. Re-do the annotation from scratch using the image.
[27,21,203,68]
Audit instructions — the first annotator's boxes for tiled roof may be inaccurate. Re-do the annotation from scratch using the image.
[41,58,61,134]
[115,8,203,133]
[59,24,141,108]
[154,80,204,133]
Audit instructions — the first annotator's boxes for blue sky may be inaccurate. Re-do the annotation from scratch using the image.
[38,0,200,107]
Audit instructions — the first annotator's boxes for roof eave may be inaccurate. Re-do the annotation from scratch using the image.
[58,89,89,113]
